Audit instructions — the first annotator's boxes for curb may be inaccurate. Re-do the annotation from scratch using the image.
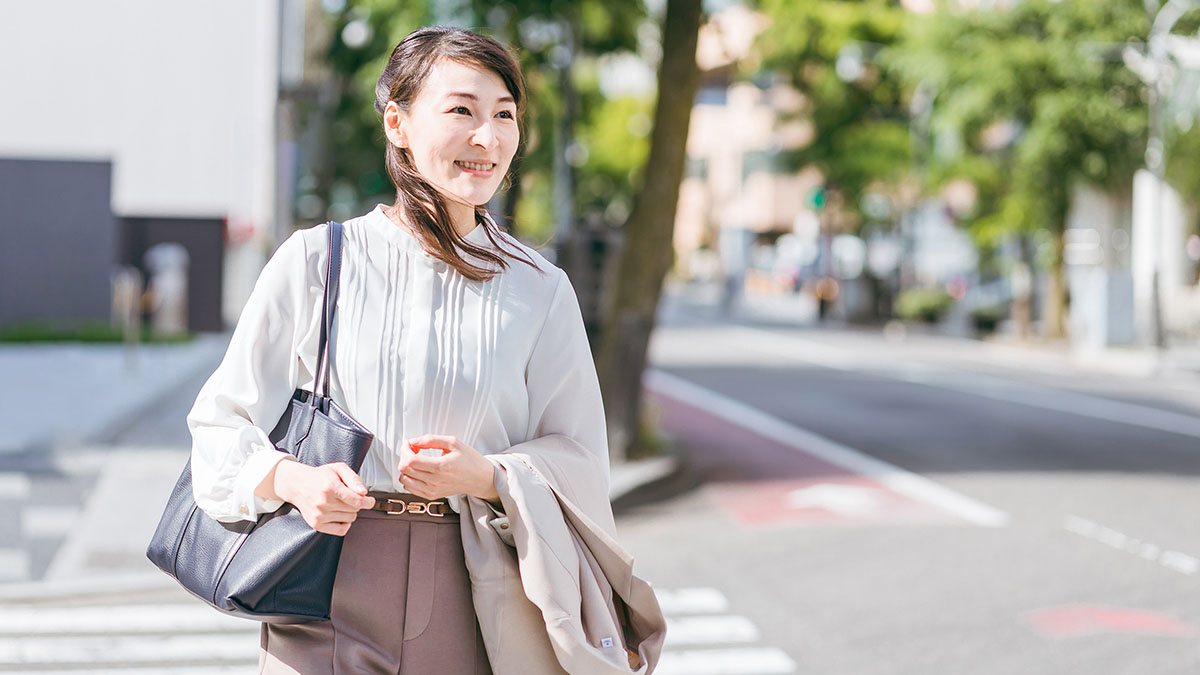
[609,455,681,503]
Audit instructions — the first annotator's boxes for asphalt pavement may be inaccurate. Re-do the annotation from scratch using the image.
[4,285,1200,673]
[608,289,1200,674]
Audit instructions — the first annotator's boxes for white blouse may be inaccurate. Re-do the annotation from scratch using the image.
[186,204,609,522]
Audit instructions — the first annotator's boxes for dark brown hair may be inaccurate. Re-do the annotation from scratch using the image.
[374,25,539,281]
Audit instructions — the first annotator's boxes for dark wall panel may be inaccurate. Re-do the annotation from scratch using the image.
[0,158,117,327]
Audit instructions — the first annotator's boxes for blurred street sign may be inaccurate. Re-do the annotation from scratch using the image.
[806,186,826,212]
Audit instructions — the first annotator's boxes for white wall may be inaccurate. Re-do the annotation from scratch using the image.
[0,0,278,233]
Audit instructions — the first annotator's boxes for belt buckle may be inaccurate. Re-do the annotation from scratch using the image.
[384,498,447,518]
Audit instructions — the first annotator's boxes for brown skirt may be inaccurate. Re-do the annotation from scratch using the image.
[259,494,492,674]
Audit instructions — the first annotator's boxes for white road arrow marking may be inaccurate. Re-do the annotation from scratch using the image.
[786,483,886,517]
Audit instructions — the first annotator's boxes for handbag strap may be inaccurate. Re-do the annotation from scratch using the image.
[312,220,344,402]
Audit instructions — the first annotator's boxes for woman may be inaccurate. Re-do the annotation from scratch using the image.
[186,25,663,675]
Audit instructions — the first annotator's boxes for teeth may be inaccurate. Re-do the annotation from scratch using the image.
[457,160,494,172]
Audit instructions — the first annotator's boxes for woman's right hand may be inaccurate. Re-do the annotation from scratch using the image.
[267,461,376,536]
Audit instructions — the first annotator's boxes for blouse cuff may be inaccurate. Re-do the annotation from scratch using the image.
[233,428,297,521]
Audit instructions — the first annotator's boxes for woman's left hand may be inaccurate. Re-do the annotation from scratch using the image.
[399,434,500,502]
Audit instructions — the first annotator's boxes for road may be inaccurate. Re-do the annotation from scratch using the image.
[611,309,1200,674]
[5,300,1200,673]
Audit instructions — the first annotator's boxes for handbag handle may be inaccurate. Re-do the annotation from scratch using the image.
[311,221,344,403]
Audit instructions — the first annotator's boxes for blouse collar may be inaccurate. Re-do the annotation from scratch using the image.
[364,203,493,256]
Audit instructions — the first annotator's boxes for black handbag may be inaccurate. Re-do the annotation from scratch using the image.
[146,220,374,623]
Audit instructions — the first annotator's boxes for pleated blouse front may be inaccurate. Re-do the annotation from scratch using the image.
[186,204,609,522]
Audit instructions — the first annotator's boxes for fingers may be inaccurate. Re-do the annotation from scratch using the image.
[327,463,375,510]
[399,472,436,499]
[301,508,357,536]
[315,519,354,537]
[406,434,463,458]
[408,434,458,451]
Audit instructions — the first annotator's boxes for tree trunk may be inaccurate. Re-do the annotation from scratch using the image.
[596,0,703,462]
[1043,228,1067,339]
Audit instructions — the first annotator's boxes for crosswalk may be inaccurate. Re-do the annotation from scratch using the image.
[655,588,797,675]
[0,586,796,674]
[0,448,105,583]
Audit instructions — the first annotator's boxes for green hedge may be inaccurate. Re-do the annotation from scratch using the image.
[894,287,954,324]
[0,319,194,344]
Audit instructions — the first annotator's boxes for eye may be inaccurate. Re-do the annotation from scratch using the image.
[496,110,515,119]
[450,105,471,115]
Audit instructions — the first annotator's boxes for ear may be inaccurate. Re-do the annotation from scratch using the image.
[383,100,409,149]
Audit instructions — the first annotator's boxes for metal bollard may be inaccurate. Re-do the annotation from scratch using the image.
[145,243,190,338]
[111,265,144,368]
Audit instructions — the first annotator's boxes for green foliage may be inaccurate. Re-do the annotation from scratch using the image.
[894,286,954,324]
[1167,124,1200,210]
[0,319,194,344]
[757,0,911,226]
[307,0,650,238]
[311,1,432,219]
[515,168,554,242]
[887,0,1149,251]
[897,285,950,324]
[574,72,653,226]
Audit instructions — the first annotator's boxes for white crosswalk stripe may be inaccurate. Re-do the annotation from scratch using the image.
[654,587,798,674]
[0,605,253,634]
[0,586,796,674]
[656,647,800,675]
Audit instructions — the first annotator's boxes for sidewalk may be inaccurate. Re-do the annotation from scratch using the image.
[663,279,1200,385]
[0,334,232,456]
[0,331,677,594]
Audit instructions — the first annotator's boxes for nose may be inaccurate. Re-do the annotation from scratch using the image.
[471,119,499,151]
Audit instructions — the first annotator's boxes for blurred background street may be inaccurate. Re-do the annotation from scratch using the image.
[5,0,1200,672]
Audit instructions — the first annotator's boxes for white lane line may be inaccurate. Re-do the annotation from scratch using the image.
[664,615,760,646]
[0,605,255,634]
[22,506,82,539]
[655,587,730,615]
[647,369,1010,528]
[0,633,257,665]
[656,647,798,674]
[0,549,30,582]
[734,327,1200,441]
[1064,515,1200,576]
[0,473,31,499]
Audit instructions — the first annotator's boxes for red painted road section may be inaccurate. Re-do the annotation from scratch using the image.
[645,386,959,527]
[1023,605,1197,639]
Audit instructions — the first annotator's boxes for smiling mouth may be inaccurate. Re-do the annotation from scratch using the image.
[455,160,495,172]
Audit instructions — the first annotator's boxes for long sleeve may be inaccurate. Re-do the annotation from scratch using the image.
[522,268,610,485]
[186,230,316,523]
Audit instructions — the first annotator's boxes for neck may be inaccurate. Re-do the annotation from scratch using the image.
[445,200,478,238]
[385,202,478,239]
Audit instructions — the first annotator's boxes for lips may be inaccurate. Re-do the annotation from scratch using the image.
[455,160,495,172]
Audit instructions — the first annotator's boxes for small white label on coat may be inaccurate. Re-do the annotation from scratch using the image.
[601,637,615,648]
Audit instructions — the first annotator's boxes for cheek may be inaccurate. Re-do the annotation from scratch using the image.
[499,129,520,160]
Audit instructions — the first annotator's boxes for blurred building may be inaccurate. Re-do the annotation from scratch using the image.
[674,6,820,286]
[0,0,310,332]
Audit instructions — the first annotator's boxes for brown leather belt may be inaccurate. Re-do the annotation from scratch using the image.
[364,492,459,523]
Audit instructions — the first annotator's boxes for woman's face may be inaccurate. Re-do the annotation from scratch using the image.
[385,58,519,219]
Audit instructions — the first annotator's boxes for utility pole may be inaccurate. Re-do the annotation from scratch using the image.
[1125,0,1200,349]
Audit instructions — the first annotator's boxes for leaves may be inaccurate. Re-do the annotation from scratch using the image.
[888,0,1150,245]
[757,0,911,227]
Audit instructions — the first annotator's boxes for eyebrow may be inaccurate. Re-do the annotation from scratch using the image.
[446,92,515,105]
